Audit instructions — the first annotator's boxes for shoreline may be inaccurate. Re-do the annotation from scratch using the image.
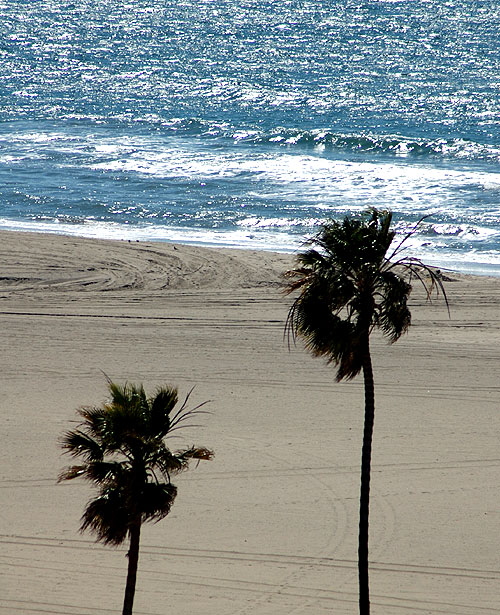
[1,225,500,279]
[1,230,499,614]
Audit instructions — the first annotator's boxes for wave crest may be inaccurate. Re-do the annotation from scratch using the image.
[233,128,500,162]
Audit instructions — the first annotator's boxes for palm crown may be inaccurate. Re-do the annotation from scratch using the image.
[285,208,444,380]
[59,381,213,545]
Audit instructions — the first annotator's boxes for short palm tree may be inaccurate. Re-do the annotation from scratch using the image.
[59,380,213,615]
[284,209,447,615]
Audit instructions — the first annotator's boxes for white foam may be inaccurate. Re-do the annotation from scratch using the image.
[86,146,500,213]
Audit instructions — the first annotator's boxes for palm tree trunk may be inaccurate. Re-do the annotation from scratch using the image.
[359,341,375,615]
[122,520,141,615]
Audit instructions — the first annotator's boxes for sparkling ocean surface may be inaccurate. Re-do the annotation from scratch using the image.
[1,0,500,275]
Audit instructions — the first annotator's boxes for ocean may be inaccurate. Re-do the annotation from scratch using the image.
[1,0,499,275]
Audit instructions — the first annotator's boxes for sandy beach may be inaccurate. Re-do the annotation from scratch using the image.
[1,230,499,615]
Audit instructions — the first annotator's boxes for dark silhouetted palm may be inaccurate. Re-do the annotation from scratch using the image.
[284,209,447,615]
[59,381,213,615]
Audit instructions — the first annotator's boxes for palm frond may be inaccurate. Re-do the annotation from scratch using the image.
[146,386,178,438]
[85,461,126,484]
[58,460,125,484]
[173,446,214,467]
[375,270,412,342]
[392,257,450,315]
[60,429,104,462]
[78,405,108,431]
[148,445,213,479]
[107,380,134,410]
[386,214,429,262]
[58,464,87,482]
[168,389,212,434]
[81,489,129,545]
[148,446,184,479]
[77,406,122,451]
[140,482,178,523]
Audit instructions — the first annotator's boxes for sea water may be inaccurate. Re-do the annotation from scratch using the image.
[1,0,499,275]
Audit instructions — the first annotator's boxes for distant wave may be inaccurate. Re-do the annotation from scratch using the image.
[128,118,500,163]
[50,114,500,164]
[233,129,500,163]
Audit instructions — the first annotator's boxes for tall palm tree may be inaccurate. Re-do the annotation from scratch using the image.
[284,209,447,615]
[59,380,213,615]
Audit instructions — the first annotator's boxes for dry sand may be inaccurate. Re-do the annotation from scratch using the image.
[1,230,499,615]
